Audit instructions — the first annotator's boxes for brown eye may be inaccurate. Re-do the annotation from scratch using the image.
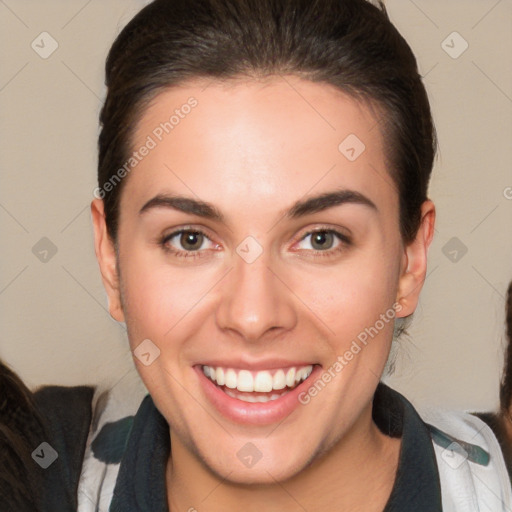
[310,231,336,251]
[179,231,204,251]
[294,228,352,259]
[160,228,218,260]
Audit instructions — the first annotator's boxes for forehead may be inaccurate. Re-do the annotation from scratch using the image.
[125,75,395,220]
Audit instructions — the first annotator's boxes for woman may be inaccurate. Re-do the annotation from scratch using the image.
[83,0,512,510]
[0,358,94,512]
[0,360,44,512]
[91,0,434,509]
[0,359,95,512]
[475,281,512,479]
[6,0,510,510]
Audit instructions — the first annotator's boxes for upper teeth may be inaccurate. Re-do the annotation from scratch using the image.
[202,365,314,393]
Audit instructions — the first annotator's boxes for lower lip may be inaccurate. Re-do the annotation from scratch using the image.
[194,364,323,426]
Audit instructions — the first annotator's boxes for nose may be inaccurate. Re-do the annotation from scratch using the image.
[215,244,297,342]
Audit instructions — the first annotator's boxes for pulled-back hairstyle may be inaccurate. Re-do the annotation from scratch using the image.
[97,0,436,243]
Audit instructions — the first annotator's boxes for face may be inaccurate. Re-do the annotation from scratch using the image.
[92,75,434,484]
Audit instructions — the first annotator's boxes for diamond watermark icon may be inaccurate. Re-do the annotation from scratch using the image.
[32,237,58,263]
[441,31,468,59]
[32,442,58,469]
[338,134,366,162]
[133,339,161,366]
[236,236,263,264]
[442,237,468,263]
[31,32,59,59]
[237,442,263,468]
[441,441,468,469]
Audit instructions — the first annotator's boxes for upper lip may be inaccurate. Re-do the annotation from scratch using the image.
[196,359,319,371]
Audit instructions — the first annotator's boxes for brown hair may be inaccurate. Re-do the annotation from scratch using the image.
[475,282,512,477]
[97,0,436,243]
[0,361,44,511]
[500,281,512,412]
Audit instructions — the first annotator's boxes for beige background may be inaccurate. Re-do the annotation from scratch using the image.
[1,0,511,412]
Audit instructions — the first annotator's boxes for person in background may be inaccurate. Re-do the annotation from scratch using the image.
[0,360,44,512]
[474,281,512,479]
[0,359,94,512]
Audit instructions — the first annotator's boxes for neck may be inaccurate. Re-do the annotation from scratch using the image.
[166,403,401,512]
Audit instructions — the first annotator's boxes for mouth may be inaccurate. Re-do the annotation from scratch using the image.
[194,363,323,425]
[201,364,314,402]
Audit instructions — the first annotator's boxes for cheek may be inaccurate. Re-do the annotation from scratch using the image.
[293,248,400,334]
[119,248,217,342]
[118,227,401,351]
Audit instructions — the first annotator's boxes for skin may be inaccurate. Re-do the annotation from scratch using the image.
[92,75,435,511]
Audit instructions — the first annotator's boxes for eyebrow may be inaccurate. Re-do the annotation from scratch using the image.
[139,188,377,222]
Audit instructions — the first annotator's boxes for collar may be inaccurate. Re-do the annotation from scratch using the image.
[374,383,442,511]
[110,382,442,511]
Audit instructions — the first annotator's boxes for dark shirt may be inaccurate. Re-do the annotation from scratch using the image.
[110,382,443,511]
[32,385,94,512]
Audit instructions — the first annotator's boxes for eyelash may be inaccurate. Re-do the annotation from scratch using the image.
[159,226,352,260]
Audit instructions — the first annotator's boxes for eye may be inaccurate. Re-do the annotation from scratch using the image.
[294,228,352,258]
[159,226,352,260]
[160,228,218,259]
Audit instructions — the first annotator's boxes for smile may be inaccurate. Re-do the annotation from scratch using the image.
[195,363,322,424]
[202,364,313,392]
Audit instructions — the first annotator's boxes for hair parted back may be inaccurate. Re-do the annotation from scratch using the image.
[98,0,437,243]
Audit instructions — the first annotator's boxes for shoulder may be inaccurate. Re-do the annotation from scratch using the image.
[419,405,512,512]
[76,371,148,511]
[473,410,512,476]
[31,384,96,511]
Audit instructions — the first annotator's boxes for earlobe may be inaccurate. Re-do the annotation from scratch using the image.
[90,199,125,323]
[396,200,436,318]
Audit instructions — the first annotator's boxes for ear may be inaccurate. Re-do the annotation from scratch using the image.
[91,198,125,322]
[396,200,436,317]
